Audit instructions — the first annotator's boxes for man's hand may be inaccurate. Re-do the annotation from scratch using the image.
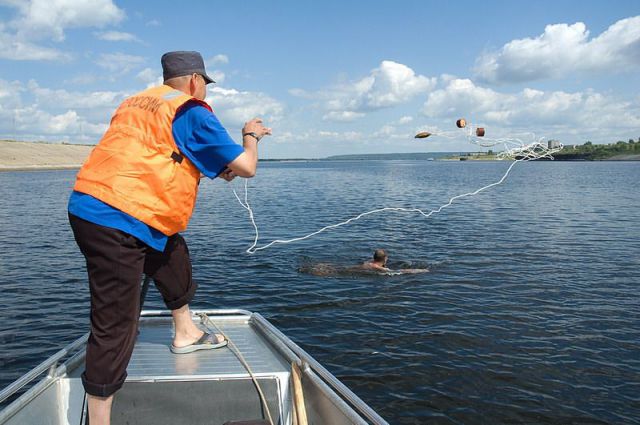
[219,168,237,182]
[226,118,272,178]
[242,118,272,141]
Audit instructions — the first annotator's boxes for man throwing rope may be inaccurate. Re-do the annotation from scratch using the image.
[68,51,271,425]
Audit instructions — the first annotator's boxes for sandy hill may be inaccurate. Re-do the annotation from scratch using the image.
[0,140,94,171]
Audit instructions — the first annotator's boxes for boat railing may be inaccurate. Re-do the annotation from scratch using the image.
[250,313,389,425]
[0,333,88,405]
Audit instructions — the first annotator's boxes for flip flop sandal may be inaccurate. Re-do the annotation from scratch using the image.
[170,332,228,354]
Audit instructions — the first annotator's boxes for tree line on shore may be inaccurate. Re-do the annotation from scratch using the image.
[552,138,640,160]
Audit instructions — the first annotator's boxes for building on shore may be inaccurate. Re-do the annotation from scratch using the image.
[548,140,562,149]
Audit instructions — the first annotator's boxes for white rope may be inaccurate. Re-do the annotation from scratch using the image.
[231,134,563,254]
[232,183,259,249]
[198,313,275,425]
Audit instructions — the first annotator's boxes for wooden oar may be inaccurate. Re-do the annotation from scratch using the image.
[291,362,308,425]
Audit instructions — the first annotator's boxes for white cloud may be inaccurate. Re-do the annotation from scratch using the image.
[322,111,365,122]
[374,124,396,137]
[317,130,362,142]
[7,0,125,41]
[422,78,640,141]
[0,77,279,144]
[475,16,640,83]
[95,30,140,43]
[46,110,79,133]
[0,78,24,108]
[65,73,98,85]
[370,119,418,141]
[0,0,125,61]
[363,116,416,141]
[95,52,146,75]
[271,130,364,156]
[366,61,437,108]
[313,60,436,122]
[136,67,162,88]
[2,103,106,139]
[288,88,309,97]
[0,78,111,141]
[209,70,225,84]
[423,78,505,118]
[206,86,284,127]
[27,80,126,111]
[204,55,228,84]
[206,54,229,66]
[0,32,71,60]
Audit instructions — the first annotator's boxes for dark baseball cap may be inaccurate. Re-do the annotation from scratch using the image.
[161,51,215,84]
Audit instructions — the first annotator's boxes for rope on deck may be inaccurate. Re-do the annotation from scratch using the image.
[198,313,275,425]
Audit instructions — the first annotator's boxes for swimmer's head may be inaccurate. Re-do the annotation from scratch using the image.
[373,249,387,265]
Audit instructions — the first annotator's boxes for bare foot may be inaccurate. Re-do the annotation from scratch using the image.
[171,305,225,348]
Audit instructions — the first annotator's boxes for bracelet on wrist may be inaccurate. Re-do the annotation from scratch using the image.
[242,132,260,142]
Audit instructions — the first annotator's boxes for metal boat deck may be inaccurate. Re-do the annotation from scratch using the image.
[0,310,388,425]
[94,314,290,380]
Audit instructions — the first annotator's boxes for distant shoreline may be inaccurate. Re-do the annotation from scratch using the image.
[442,154,640,161]
[1,140,638,172]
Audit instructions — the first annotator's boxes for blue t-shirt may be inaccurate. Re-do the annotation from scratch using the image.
[68,101,244,251]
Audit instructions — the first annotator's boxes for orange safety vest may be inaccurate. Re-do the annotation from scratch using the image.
[74,85,212,236]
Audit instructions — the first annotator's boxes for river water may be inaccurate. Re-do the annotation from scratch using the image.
[1,160,639,424]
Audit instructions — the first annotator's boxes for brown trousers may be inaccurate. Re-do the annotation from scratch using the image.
[69,214,197,397]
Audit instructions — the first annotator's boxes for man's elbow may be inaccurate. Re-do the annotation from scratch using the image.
[235,166,256,178]
[227,154,257,178]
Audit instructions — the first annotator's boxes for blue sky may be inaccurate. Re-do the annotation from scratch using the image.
[1,0,638,158]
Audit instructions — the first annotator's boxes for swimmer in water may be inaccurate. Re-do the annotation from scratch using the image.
[361,249,429,274]
[300,249,429,276]
[361,249,392,272]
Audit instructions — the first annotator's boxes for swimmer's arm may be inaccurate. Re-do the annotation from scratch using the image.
[400,268,430,274]
[363,262,390,272]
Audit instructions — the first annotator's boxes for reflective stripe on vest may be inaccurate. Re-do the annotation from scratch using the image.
[74,85,212,236]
